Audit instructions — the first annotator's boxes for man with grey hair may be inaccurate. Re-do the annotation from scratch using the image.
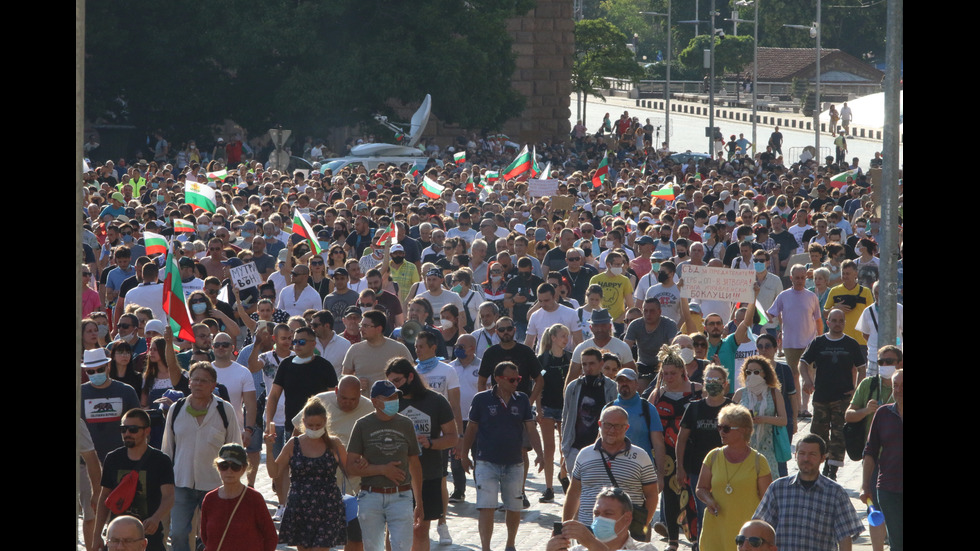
[105,516,148,551]
[471,302,501,358]
[469,239,489,284]
[548,487,659,551]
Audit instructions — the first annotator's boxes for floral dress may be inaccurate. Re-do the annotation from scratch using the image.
[277,438,347,548]
[740,389,778,472]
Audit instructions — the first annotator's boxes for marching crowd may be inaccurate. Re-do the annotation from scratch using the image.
[79,117,903,551]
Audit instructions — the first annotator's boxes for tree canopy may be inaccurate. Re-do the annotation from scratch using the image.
[678,34,755,75]
[573,19,645,102]
[85,0,535,141]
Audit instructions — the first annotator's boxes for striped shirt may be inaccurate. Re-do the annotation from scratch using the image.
[571,438,657,524]
[753,474,864,551]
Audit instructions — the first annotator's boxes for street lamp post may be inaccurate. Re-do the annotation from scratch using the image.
[640,6,671,149]
[784,11,821,156]
[708,0,716,157]
[730,0,759,155]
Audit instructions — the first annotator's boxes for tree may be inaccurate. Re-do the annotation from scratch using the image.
[573,19,645,104]
[84,0,535,142]
[678,34,755,76]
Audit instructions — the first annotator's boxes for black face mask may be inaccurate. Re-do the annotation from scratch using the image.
[661,235,670,242]
[657,271,670,283]
[392,256,405,264]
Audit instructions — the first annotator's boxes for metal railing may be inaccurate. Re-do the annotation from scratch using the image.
[603,78,881,101]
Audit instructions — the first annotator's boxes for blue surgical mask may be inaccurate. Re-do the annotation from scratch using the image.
[88,371,108,386]
[590,514,624,543]
[453,347,466,360]
[754,261,766,273]
[122,234,133,243]
[451,284,463,293]
[191,302,208,314]
[156,194,165,203]
[382,399,400,416]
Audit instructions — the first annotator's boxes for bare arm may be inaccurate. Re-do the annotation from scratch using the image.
[264,383,284,436]
[562,477,582,521]
[266,436,293,480]
[641,480,659,525]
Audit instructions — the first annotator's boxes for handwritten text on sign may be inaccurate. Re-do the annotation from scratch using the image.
[230,262,262,291]
[528,179,559,198]
[680,265,755,303]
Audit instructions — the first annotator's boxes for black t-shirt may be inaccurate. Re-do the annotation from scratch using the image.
[100,447,174,529]
[801,334,866,402]
[397,390,455,480]
[679,398,732,472]
[398,237,422,264]
[561,265,598,305]
[375,290,403,336]
[478,343,539,396]
[273,356,338,433]
[346,231,375,258]
[572,375,607,449]
[539,351,571,409]
[543,246,569,273]
[119,275,140,299]
[505,274,543,323]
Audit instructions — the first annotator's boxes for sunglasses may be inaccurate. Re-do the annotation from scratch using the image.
[717,425,742,433]
[116,323,133,330]
[744,369,762,376]
[735,535,770,548]
[119,425,148,434]
[292,339,310,346]
[217,461,244,472]
[501,376,522,384]
[84,366,108,375]
[496,326,515,332]
[877,358,897,365]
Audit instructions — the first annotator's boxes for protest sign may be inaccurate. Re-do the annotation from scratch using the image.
[679,265,755,303]
[528,178,559,198]
[230,262,262,291]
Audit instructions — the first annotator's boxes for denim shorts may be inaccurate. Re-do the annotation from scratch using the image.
[475,461,523,511]
[541,406,563,421]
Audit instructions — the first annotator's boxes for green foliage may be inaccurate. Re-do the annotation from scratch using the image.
[573,19,645,102]
[84,0,535,141]
[678,34,755,75]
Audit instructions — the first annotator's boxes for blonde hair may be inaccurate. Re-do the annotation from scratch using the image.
[657,344,686,372]
[718,403,754,440]
[538,323,570,355]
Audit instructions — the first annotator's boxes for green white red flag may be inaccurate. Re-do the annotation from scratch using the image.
[375,221,397,247]
[829,169,859,188]
[502,145,532,180]
[454,151,466,165]
[163,247,196,343]
[185,181,217,212]
[292,209,322,255]
[592,153,609,188]
[465,176,476,193]
[421,176,445,199]
[650,186,676,201]
[173,219,194,233]
[206,169,228,183]
[484,171,500,185]
[530,146,541,177]
[539,162,552,180]
[143,231,168,256]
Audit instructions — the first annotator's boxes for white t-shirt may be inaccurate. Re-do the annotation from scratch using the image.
[645,283,682,323]
[451,358,482,421]
[572,337,634,365]
[418,361,460,400]
[213,361,256,428]
[855,302,904,375]
[277,284,323,317]
[526,304,580,349]
[316,333,352,379]
[416,289,465,322]
[258,350,291,426]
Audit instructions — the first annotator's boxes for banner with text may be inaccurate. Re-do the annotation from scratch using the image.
[528,178,559,198]
[680,265,755,303]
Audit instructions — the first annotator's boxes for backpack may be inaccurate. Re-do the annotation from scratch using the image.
[170,396,229,455]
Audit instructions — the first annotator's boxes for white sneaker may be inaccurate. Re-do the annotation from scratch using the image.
[273,504,286,521]
[437,522,452,545]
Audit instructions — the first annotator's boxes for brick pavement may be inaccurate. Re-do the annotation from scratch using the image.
[78,414,881,550]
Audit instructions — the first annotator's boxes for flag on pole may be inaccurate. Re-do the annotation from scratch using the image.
[530,146,541,177]
[173,219,195,233]
[143,231,168,256]
[185,181,217,212]
[650,186,676,201]
[206,169,228,183]
[829,169,859,188]
[640,155,650,177]
[292,209,322,255]
[539,162,552,180]
[454,151,466,165]
[611,203,622,216]
[421,176,445,199]
[736,300,770,326]
[502,145,532,180]
[465,175,476,193]
[484,171,500,185]
[410,162,423,179]
[375,221,397,247]
[592,153,609,188]
[163,248,196,343]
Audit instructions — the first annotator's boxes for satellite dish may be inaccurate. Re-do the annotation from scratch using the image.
[400,320,424,346]
[406,94,431,147]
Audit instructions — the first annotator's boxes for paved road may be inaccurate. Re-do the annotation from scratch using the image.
[78,413,880,550]
[570,94,903,168]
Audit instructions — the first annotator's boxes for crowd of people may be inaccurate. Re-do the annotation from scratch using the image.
[79,114,903,551]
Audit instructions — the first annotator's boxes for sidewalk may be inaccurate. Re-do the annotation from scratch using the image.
[78,414,879,549]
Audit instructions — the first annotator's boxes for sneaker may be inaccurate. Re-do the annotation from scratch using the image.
[272,504,286,521]
[437,522,452,545]
[539,488,555,503]
[653,521,668,539]
[448,490,465,503]
[522,493,530,509]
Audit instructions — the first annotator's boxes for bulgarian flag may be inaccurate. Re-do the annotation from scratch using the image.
[421,175,445,199]
[829,169,859,189]
[409,162,423,179]
[375,221,397,247]
[185,181,217,212]
[502,145,532,180]
[465,175,476,193]
[484,171,500,185]
[611,203,623,216]
[292,209,322,255]
[641,155,650,176]
[592,153,609,188]
[162,247,196,343]
[650,186,676,201]
[206,169,228,183]
[173,219,194,233]
[539,162,552,180]
[454,151,466,165]
[736,299,770,326]
[143,231,168,256]
[530,146,541,177]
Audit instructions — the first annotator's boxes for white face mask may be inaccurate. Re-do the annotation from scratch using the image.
[679,347,695,364]
[304,426,326,439]
[605,240,615,248]
[877,364,896,379]
[609,266,623,276]
[745,373,767,394]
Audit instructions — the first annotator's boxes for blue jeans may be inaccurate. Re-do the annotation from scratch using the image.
[515,321,528,343]
[474,460,523,511]
[171,487,209,551]
[689,468,706,536]
[357,489,414,551]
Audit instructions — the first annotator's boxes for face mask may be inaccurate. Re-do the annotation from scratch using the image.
[597,210,605,217]
[392,257,405,265]
[605,240,614,248]
[705,380,725,396]
[754,262,767,273]
[440,318,454,329]
[745,373,768,394]
[197,224,210,233]
[454,347,467,360]
[151,181,160,189]
[191,302,208,314]
[661,235,670,243]
[241,231,252,239]
[292,354,312,364]
[491,275,502,283]
[657,271,670,283]
[501,194,509,201]
[877,364,896,379]
[678,348,695,365]
[777,200,786,207]
[631,206,640,214]
[156,194,165,203]
[856,227,866,236]
[305,426,326,439]
[519,211,528,218]
[120,331,136,342]
[609,267,623,276]
[97,325,110,338]
[383,399,400,416]
[651,262,661,273]
[677,251,688,258]
[88,371,109,386]
[451,284,463,293]
[759,219,768,227]
[590,514,623,543]
[122,234,133,243]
